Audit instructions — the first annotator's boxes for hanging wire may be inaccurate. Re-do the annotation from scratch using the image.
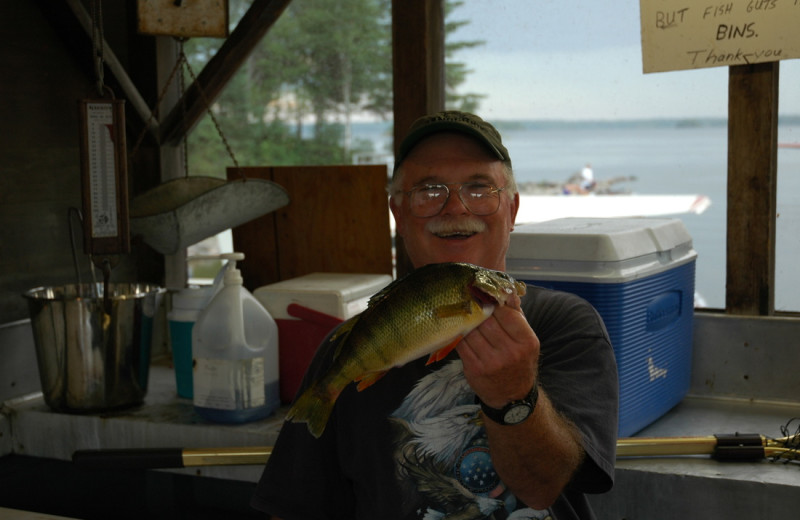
[91,0,105,96]
[130,50,185,159]
[68,207,85,287]
[772,417,800,464]
[178,38,190,179]
[179,41,242,178]
[68,207,99,290]
[129,37,242,180]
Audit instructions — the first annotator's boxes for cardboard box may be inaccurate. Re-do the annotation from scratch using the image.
[254,273,392,403]
[506,217,697,436]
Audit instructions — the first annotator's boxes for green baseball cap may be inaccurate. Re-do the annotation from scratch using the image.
[393,111,511,176]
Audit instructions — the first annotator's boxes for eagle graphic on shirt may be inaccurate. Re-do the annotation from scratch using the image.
[389,360,551,520]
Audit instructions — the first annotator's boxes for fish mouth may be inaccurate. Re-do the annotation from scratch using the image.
[426,218,486,240]
[469,285,499,306]
[471,268,527,305]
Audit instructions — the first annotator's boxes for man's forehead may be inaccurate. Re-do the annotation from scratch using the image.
[409,171,497,185]
[399,156,503,184]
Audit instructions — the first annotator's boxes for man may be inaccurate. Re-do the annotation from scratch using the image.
[252,111,618,519]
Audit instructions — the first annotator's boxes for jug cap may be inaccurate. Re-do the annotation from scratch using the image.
[221,252,245,285]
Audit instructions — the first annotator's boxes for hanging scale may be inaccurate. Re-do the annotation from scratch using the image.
[77,0,129,309]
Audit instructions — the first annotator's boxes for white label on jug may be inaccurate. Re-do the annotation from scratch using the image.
[194,357,266,410]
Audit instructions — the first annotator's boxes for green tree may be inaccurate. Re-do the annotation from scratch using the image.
[186,0,481,173]
[445,1,486,112]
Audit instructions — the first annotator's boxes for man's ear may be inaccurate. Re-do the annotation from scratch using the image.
[389,197,405,237]
[510,191,520,231]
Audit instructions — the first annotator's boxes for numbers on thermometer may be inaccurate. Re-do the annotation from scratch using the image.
[86,102,119,238]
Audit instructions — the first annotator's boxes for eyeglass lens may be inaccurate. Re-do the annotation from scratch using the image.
[409,183,501,217]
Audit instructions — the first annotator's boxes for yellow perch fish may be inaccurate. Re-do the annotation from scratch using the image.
[286,262,527,438]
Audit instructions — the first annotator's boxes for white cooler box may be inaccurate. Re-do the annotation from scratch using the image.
[254,273,392,404]
[506,217,697,436]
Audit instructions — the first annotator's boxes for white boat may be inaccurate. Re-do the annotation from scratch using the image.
[514,193,711,224]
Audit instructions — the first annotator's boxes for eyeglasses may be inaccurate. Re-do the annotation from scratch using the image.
[404,182,506,218]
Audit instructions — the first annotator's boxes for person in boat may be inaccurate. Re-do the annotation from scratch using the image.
[252,110,618,520]
[564,163,596,195]
[580,163,596,192]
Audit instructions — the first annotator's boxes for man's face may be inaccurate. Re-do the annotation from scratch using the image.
[390,133,519,271]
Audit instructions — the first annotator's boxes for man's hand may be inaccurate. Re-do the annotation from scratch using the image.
[456,293,539,408]
[456,294,584,510]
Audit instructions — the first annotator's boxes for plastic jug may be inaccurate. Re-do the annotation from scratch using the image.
[192,253,280,423]
[168,258,227,398]
[168,286,213,398]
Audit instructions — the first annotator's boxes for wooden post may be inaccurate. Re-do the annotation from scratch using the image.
[726,62,779,315]
[391,0,446,276]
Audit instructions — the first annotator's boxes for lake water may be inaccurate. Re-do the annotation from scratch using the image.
[352,120,800,311]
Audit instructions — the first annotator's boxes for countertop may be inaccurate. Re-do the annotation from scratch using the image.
[4,362,799,486]
[2,363,283,482]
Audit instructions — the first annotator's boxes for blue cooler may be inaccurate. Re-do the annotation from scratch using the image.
[506,217,697,436]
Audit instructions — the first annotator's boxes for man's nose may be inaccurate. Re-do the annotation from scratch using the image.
[440,188,469,216]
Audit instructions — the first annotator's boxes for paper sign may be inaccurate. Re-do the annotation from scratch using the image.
[640,0,800,73]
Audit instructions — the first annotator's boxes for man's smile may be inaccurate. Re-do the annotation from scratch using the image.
[434,230,478,240]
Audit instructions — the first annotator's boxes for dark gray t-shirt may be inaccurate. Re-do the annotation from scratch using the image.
[252,285,618,520]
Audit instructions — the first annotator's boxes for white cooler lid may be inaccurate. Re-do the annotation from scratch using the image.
[254,272,392,320]
[507,217,693,262]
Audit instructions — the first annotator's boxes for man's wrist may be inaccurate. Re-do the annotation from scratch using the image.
[477,383,539,426]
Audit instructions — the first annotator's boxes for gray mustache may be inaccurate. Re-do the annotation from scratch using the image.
[425,218,487,235]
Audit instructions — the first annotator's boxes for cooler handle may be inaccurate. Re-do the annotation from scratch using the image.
[287,303,344,329]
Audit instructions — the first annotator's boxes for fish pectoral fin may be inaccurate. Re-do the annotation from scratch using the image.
[433,301,474,319]
[425,336,462,365]
[354,371,388,391]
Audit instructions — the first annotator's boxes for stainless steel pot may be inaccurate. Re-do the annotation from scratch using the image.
[23,283,165,412]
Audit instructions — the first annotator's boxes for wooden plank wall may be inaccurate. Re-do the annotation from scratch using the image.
[228,165,393,292]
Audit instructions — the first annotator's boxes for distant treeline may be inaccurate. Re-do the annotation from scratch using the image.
[492,115,800,131]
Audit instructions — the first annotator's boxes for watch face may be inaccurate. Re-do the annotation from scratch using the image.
[503,403,532,425]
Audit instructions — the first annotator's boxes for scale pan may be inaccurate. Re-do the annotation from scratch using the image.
[130,176,289,255]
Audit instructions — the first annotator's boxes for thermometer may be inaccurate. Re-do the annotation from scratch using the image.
[79,98,130,257]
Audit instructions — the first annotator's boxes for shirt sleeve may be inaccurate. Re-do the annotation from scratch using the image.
[522,286,619,493]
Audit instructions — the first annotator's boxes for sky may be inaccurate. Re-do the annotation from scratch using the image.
[450,0,800,121]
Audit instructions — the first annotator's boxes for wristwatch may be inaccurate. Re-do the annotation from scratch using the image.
[478,384,539,426]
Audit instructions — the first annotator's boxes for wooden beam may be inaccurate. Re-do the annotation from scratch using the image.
[391,0,446,276]
[726,62,779,315]
[64,0,158,136]
[160,0,293,146]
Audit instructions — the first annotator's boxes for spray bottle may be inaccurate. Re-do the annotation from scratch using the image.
[192,253,280,423]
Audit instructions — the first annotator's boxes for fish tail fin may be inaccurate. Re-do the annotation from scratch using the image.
[286,383,341,439]
[425,336,462,365]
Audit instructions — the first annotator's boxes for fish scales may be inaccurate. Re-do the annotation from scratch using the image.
[286,262,526,438]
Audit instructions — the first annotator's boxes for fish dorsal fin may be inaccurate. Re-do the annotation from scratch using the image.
[365,275,406,308]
